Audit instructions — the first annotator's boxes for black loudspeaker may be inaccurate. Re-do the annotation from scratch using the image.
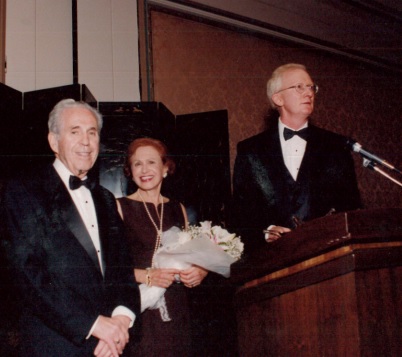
[169,109,231,225]
[0,83,23,180]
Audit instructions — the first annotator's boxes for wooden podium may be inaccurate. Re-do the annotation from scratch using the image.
[231,208,402,357]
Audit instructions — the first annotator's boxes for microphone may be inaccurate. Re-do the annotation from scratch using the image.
[346,138,401,174]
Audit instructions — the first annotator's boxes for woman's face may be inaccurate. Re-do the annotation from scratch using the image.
[130,145,168,192]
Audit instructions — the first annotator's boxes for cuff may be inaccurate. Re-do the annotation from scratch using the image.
[112,306,136,328]
[264,225,275,241]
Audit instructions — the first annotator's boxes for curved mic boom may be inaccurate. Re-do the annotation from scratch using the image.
[346,138,401,175]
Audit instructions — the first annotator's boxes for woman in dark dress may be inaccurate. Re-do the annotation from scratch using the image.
[117,138,208,357]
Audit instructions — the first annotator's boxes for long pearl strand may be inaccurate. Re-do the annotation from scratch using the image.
[137,191,164,268]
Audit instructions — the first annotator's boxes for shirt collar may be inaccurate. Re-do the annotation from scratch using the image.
[53,159,88,189]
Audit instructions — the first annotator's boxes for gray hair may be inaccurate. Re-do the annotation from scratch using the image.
[267,63,307,109]
[48,99,103,134]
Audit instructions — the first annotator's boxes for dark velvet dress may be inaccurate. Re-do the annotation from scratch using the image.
[117,197,191,357]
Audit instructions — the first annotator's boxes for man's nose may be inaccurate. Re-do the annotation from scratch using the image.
[304,89,314,97]
[81,133,90,145]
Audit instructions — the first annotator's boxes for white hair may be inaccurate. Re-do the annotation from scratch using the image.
[267,63,307,109]
[48,99,103,134]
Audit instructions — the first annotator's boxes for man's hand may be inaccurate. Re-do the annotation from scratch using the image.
[264,225,291,243]
[92,315,131,356]
[93,340,113,357]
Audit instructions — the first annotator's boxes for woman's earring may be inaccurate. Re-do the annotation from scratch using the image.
[163,173,167,178]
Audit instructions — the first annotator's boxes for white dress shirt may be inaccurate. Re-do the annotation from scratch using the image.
[278,119,308,181]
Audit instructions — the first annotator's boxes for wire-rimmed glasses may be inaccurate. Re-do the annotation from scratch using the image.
[276,83,319,95]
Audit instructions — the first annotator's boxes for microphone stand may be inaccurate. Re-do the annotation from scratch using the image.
[363,158,402,188]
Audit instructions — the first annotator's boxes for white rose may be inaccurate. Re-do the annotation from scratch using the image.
[178,231,192,245]
[212,226,234,243]
[199,221,212,233]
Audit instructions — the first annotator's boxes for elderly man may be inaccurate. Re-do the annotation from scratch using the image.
[233,63,361,252]
[1,99,140,356]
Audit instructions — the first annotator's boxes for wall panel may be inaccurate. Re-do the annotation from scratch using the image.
[0,0,5,83]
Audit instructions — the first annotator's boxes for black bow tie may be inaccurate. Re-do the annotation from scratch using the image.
[283,127,309,141]
[69,175,96,190]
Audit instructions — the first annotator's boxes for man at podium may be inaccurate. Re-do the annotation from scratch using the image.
[233,63,362,252]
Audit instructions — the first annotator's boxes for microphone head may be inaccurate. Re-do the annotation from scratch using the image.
[345,137,361,152]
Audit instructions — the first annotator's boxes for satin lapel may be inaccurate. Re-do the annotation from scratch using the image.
[90,188,107,274]
[260,127,291,184]
[297,125,319,182]
[47,167,102,275]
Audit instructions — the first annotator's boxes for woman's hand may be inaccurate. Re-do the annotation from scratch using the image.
[180,266,208,288]
[145,268,181,288]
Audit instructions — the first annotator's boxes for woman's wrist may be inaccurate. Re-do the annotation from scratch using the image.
[145,267,152,286]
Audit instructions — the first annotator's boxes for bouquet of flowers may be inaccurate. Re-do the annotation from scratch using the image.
[140,221,243,317]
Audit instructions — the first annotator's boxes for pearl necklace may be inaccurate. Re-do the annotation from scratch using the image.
[137,191,164,268]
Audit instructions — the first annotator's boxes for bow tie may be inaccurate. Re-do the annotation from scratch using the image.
[283,127,309,141]
[69,175,96,190]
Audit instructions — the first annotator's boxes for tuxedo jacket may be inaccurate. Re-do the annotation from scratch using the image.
[1,164,140,357]
[232,122,361,252]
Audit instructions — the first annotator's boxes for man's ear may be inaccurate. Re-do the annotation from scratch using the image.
[271,93,283,108]
[48,132,59,154]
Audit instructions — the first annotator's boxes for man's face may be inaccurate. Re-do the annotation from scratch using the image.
[48,107,100,178]
[274,68,315,120]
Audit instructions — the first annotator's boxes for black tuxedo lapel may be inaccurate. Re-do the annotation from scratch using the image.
[91,188,108,274]
[297,125,321,184]
[260,126,293,190]
[46,167,102,275]
[292,125,326,221]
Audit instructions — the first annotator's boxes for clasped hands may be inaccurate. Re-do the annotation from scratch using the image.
[146,266,208,289]
[93,315,131,357]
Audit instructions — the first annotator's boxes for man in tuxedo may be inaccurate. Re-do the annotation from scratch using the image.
[233,63,361,252]
[1,99,140,356]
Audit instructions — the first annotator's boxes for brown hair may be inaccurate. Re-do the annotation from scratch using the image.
[124,137,176,178]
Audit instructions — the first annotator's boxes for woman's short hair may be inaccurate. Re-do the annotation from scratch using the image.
[124,137,176,178]
[48,98,103,135]
[266,63,307,109]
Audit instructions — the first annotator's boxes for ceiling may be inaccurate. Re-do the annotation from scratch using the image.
[352,0,402,15]
[149,0,401,71]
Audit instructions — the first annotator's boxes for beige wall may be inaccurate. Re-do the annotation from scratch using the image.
[5,0,72,92]
[148,11,402,209]
[0,0,5,83]
[77,0,140,101]
[5,0,140,101]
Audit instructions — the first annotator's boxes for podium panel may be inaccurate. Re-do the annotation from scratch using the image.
[232,209,402,356]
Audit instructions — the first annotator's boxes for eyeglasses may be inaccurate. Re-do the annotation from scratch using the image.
[276,83,319,95]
